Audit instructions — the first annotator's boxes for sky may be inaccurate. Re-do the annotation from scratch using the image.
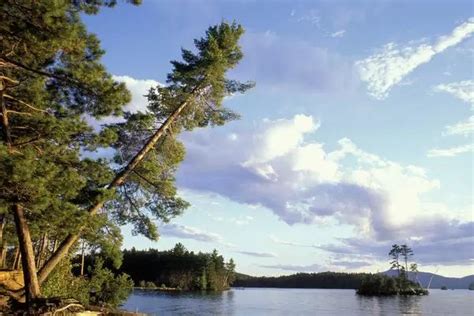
[84,0,473,278]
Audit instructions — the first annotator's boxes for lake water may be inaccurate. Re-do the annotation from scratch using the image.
[122,288,474,315]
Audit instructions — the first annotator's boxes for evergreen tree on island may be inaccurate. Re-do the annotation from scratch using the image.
[357,244,428,296]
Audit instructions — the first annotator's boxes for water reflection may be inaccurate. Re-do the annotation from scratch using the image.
[123,288,474,315]
[398,295,422,315]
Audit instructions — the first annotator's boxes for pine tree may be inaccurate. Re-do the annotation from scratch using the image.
[1,0,134,304]
[389,244,401,276]
[37,21,253,286]
[2,1,253,305]
[400,244,414,277]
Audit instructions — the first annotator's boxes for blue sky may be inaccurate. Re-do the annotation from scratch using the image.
[84,1,473,277]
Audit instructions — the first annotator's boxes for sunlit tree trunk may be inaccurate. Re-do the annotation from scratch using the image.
[12,204,41,304]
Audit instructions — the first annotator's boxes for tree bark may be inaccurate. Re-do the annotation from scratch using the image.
[0,215,5,268]
[12,204,41,304]
[36,233,48,269]
[2,84,41,305]
[80,241,85,276]
[11,247,20,270]
[0,243,7,269]
[37,87,200,284]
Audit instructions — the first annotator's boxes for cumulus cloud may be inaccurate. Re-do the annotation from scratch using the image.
[177,114,471,266]
[435,80,474,106]
[427,144,474,157]
[237,251,277,258]
[260,263,323,272]
[356,18,474,99]
[444,116,474,136]
[87,75,160,129]
[160,223,223,243]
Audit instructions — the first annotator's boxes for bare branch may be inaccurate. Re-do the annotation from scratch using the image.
[6,110,32,116]
[4,94,48,113]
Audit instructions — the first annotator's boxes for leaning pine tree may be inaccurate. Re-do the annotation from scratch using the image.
[37,21,254,286]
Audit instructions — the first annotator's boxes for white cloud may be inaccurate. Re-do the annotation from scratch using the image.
[160,223,223,243]
[87,75,160,129]
[445,116,474,136]
[113,75,160,113]
[296,10,321,27]
[356,18,474,99]
[260,263,323,272]
[178,114,472,266]
[435,80,474,107]
[427,144,474,157]
[178,114,458,242]
[237,251,277,258]
[331,30,346,38]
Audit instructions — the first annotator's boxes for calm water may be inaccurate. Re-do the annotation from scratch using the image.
[122,288,474,315]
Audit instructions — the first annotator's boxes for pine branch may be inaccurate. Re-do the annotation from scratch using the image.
[4,94,48,113]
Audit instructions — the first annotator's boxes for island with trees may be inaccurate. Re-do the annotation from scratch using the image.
[356,244,428,296]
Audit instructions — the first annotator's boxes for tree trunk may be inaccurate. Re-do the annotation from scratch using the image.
[0,214,5,247]
[37,87,200,284]
[36,233,48,269]
[80,241,86,276]
[12,247,20,270]
[0,243,7,269]
[12,204,41,304]
[0,215,5,268]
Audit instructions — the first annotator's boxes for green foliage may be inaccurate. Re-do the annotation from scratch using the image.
[42,258,90,305]
[357,274,398,296]
[357,244,427,296]
[1,0,252,304]
[0,0,132,256]
[42,256,133,307]
[121,244,235,291]
[357,274,428,296]
[104,21,254,240]
[233,272,370,289]
[88,258,134,307]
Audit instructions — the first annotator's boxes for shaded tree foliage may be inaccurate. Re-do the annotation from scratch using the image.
[233,272,370,289]
[120,244,235,291]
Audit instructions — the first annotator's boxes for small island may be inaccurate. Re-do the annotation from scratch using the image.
[357,244,428,296]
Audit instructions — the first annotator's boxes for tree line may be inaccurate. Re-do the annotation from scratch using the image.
[0,0,252,310]
[119,243,236,291]
[233,272,370,289]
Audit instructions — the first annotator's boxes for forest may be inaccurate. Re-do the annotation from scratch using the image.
[119,244,236,291]
[233,271,370,289]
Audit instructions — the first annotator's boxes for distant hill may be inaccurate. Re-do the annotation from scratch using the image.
[383,270,474,289]
[233,271,474,290]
